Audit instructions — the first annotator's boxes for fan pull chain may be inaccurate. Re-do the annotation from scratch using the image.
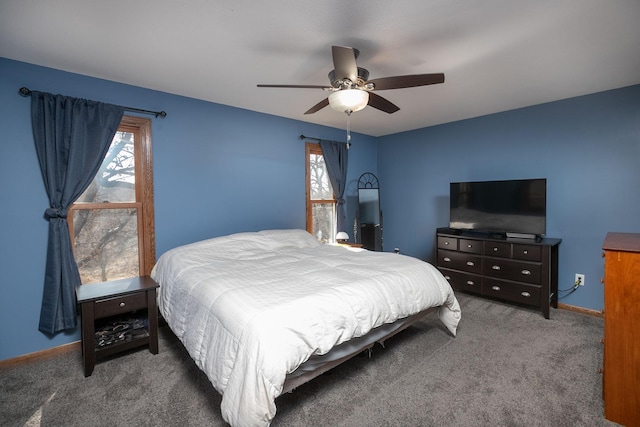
[346,111,352,149]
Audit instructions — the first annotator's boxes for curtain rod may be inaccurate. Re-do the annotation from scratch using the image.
[299,134,350,148]
[299,134,320,142]
[19,87,167,118]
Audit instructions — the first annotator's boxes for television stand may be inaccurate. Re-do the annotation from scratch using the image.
[435,228,561,318]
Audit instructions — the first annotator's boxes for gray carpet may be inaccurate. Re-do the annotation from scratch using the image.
[1,293,617,427]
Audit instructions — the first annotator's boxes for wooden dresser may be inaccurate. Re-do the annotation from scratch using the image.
[602,232,640,426]
[436,228,560,318]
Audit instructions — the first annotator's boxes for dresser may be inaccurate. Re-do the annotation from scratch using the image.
[436,228,561,318]
[602,232,640,426]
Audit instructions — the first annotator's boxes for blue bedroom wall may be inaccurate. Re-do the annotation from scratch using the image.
[377,84,640,312]
[3,53,636,360]
[0,57,377,361]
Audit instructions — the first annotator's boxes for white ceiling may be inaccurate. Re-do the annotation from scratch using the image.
[1,0,639,137]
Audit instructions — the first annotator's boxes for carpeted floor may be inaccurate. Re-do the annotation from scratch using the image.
[0,293,618,427]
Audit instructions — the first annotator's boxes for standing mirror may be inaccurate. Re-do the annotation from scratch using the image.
[357,173,382,251]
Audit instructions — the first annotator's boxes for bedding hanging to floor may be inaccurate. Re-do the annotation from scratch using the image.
[151,229,461,427]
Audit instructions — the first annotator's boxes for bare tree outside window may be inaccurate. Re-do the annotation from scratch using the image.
[306,144,336,243]
[69,117,155,284]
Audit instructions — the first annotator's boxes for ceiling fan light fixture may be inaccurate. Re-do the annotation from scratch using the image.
[328,89,369,113]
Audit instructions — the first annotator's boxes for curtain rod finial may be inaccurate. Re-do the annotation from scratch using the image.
[19,87,31,97]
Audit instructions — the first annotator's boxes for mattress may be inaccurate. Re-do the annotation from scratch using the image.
[151,229,461,427]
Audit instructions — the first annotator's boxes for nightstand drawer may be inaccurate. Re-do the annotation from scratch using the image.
[94,292,147,319]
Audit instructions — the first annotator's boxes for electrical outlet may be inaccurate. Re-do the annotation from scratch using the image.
[575,273,585,287]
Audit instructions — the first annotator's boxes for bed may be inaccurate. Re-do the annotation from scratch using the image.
[150,229,461,427]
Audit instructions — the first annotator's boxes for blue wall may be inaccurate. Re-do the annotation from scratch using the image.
[378,85,640,312]
[2,55,638,361]
[0,58,377,361]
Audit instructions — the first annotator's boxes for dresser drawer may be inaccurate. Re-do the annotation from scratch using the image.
[439,268,482,295]
[513,244,542,262]
[459,239,483,254]
[437,236,458,250]
[438,250,483,274]
[482,277,542,307]
[482,258,541,284]
[484,241,511,258]
[94,292,148,319]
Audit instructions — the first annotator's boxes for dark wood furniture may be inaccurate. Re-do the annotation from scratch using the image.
[601,232,640,426]
[337,242,364,248]
[436,228,561,318]
[76,276,159,377]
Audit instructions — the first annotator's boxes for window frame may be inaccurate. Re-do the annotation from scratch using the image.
[305,142,336,240]
[68,115,156,281]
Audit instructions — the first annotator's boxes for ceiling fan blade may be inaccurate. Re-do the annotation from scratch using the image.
[257,84,331,89]
[367,92,400,114]
[332,46,358,84]
[304,98,330,115]
[367,73,445,90]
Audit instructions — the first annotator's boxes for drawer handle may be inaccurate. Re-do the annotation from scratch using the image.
[467,244,473,248]
[492,285,501,291]
[444,275,451,280]
[521,291,531,298]
[444,241,449,245]
[466,280,476,286]
[443,257,451,262]
[492,247,498,252]
[492,265,501,270]
[521,269,531,275]
[119,302,126,308]
[466,261,475,266]
[523,250,528,255]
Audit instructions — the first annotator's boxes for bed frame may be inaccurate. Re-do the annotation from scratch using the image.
[282,306,438,394]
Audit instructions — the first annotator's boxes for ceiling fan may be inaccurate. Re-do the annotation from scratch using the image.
[257,45,444,115]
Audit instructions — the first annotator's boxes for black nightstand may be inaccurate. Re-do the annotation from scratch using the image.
[76,276,159,377]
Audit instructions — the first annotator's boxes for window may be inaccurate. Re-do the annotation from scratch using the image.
[68,116,155,284]
[306,143,336,243]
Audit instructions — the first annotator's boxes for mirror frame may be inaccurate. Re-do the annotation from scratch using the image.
[357,173,382,251]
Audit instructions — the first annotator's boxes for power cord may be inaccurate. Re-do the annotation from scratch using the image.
[558,277,582,299]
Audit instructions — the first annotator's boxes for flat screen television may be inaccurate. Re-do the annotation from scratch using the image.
[449,178,546,238]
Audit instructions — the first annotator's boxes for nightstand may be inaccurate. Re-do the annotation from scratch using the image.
[76,276,159,377]
[337,242,364,248]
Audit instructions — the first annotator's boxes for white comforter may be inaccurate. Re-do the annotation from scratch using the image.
[151,229,461,427]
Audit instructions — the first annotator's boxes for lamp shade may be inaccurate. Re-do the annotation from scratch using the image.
[336,231,349,242]
[328,89,369,113]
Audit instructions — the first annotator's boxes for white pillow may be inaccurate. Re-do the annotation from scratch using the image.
[254,229,321,249]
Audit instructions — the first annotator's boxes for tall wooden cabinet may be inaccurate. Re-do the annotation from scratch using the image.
[602,232,640,426]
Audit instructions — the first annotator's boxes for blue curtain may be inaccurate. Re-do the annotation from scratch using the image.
[319,139,349,234]
[30,91,124,334]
